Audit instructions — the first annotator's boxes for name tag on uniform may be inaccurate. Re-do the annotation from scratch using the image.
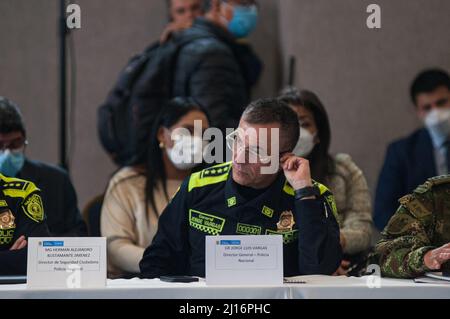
[27,238,106,289]
[205,235,283,286]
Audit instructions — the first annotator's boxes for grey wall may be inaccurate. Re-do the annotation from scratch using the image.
[0,0,281,208]
[279,0,450,197]
[1,0,449,210]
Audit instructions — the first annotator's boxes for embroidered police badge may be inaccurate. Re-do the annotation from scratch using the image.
[277,210,295,232]
[0,210,15,229]
[23,193,44,223]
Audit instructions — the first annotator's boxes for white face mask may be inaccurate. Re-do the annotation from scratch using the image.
[424,108,450,147]
[293,127,316,157]
[166,134,205,170]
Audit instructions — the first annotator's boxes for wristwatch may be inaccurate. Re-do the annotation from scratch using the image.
[295,185,320,201]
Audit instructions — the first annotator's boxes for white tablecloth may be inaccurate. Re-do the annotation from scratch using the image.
[0,276,448,299]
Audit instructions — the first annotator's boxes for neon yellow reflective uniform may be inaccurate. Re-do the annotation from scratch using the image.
[140,163,342,278]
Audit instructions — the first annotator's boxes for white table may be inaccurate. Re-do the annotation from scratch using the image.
[0,276,448,299]
[287,275,450,299]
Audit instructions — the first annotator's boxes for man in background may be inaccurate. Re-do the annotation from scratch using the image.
[374,69,450,230]
[160,0,204,43]
[172,0,262,132]
[0,97,86,236]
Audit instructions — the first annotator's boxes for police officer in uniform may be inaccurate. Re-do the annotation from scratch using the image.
[140,98,342,278]
[375,175,450,278]
[0,173,49,275]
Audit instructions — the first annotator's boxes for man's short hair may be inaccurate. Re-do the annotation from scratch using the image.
[0,97,26,136]
[242,98,299,152]
[203,0,257,12]
[410,69,450,105]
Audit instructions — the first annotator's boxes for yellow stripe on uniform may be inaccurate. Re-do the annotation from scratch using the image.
[0,174,40,199]
[188,163,231,192]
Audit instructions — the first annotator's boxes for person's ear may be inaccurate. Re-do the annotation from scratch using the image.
[157,127,167,148]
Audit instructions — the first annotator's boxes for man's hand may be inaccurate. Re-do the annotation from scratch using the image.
[160,21,193,43]
[9,235,27,251]
[281,154,313,191]
[333,260,351,276]
[424,243,450,270]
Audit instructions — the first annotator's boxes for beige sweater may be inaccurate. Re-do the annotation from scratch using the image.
[326,154,373,255]
[100,167,181,277]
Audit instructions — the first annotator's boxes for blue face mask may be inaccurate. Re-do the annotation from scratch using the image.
[227,5,259,39]
[0,150,25,177]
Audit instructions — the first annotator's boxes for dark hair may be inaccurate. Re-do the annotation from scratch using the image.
[0,97,26,137]
[166,0,174,22]
[166,0,174,21]
[203,0,257,12]
[279,87,335,184]
[203,0,215,12]
[410,69,450,105]
[242,98,300,152]
[132,97,206,222]
[166,0,206,21]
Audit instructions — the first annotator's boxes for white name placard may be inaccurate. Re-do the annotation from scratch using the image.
[206,235,283,286]
[27,238,106,289]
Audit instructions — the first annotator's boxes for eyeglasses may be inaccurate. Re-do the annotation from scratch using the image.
[226,129,288,164]
[0,139,28,154]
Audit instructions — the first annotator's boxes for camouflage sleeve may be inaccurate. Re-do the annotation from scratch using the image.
[375,192,435,278]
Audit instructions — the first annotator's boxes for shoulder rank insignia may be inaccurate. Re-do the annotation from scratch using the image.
[399,194,432,218]
[201,164,231,178]
[189,163,231,192]
[2,181,28,191]
[414,181,433,194]
[428,175,450,186]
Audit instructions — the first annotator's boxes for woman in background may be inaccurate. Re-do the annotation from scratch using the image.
[279,87,373,276]
[101,98,209,278]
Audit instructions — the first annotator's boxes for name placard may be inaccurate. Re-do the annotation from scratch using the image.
[27,238,106,289]
[206,235,283,286]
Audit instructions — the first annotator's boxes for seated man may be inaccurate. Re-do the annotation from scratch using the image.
[0,97,86,236]
[375,175,450,278]
[140,98,342,278]
[0,173,50,275]
[374,69,450,231]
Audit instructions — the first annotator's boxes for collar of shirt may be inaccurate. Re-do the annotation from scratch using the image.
[223,168,289,217]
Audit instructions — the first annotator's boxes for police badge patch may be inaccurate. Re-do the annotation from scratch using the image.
[0,210,15,229]
[0,210,15,245]
[22,193,44,223]
[277,211,295,232]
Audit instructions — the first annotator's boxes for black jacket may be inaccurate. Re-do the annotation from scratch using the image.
[374,128,437,231]
[140,163,342,278]
[17,160,87,237]
[173,18,260,130]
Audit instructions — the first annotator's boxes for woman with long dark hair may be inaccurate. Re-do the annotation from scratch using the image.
[279,87,373,275]
[101,98,209,278]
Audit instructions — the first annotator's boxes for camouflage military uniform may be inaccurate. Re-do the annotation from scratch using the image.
[375,175,450,278]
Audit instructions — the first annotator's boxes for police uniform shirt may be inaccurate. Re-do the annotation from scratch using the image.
[0,173,49,275]
[140,163,342,278]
